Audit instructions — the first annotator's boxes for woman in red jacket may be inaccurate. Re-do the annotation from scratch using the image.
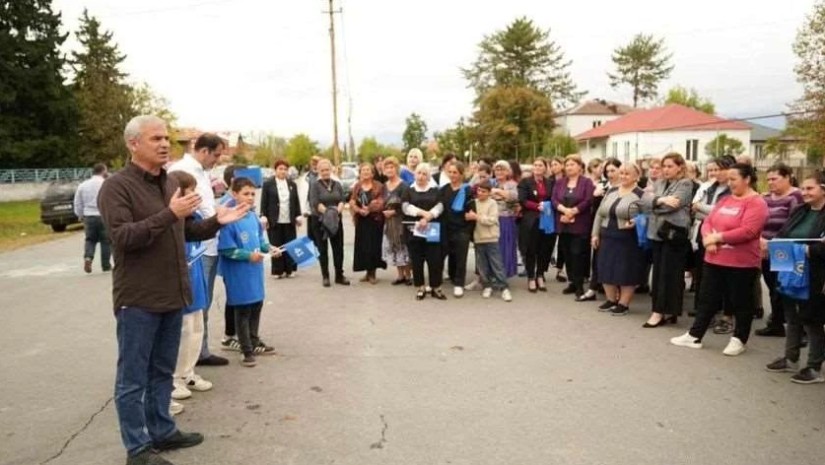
[670,163,769,356]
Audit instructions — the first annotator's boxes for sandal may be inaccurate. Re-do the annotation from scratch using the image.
[416,289,426,300]
[537,276,547,292]
[528,280,537,293]
[431,289,448,300]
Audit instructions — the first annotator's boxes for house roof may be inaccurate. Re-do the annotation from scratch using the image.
[561,99,634,116]
[575,104,751,140]
[748,122,799,142]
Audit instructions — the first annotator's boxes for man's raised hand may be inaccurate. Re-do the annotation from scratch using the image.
[215,203,251,225]
[169,188,201,219]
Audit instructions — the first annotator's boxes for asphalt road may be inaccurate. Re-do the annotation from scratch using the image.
[1,216,824,465]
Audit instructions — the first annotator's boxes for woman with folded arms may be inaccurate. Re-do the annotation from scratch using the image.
[350,163,387,284]
[402,163,446,300]
[671,163,768,355]
[518,158,555,292]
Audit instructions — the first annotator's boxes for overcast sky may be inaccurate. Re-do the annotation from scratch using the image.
[53,0,816,145]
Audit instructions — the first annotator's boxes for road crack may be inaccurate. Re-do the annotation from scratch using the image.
[40,396,114,465]
[369,414,388,450]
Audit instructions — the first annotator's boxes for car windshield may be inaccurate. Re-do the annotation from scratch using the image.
[45,182,79,197]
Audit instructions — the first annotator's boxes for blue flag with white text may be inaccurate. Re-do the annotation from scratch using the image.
[282,236,319,269]
[777,243,809,300]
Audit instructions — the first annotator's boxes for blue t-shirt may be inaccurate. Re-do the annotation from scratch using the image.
[185,213,207,314]
[400,166,415,185]
[218,212,266,306]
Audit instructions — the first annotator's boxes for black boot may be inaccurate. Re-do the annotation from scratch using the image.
[335,273,350,286]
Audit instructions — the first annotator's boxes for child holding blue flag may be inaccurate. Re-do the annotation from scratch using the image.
[466,181,512,302]
[764,172,825,384]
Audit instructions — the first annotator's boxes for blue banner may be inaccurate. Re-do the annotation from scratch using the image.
[413,222,441,243]
[777,243,809,300]
[768,241,796,272]
[282,236,319,269]
[539,201,555,234]
[634,214,650,250]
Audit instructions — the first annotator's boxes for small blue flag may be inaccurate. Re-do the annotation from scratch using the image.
[769,241,796,272]
[634,214,650,250]
[777,243,809,300]
[282,236,319,269]
[413,222,441,242]
[538,201,555,234]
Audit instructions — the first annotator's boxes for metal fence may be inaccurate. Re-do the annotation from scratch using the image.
[0,168,92,184]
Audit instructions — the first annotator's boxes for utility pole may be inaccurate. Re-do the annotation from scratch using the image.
[324,0,342,166]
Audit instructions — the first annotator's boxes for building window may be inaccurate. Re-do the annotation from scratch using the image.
[754,144,763,159]
[685,139,699,161]
[592,120,602,128]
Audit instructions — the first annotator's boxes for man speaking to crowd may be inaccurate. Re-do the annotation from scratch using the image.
[98,115,248,465]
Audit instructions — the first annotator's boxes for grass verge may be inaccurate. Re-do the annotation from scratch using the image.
[0,200,81,252]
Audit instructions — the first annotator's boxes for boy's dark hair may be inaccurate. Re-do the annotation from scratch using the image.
[194,133,225,153]
[92,163,107,175]
[476,180,493,192]
[231,177,256,192]
[169,171,198,193]
[223,164,246,187]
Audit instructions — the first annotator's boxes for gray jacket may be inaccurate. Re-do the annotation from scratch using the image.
[641,178,694,241]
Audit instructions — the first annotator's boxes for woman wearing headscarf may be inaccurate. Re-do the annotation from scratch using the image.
[402,163,446,300]
[552,154,595,299]
[308,159,350,287]
[350,163,387,284]
[518,158,555,292]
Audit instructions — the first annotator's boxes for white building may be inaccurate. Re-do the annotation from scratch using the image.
[749,122,807,167]
[554,99,634,137]
[574,104,752,164]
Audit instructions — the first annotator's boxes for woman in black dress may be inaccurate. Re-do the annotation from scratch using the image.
[350,163,387,283]
[260,159,302,278]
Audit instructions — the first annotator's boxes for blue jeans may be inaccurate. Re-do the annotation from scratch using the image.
[83,216,111,269]
[475,242,508,290]
[199,254,219,359]
[115,307,182,456]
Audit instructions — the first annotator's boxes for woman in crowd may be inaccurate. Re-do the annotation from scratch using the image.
[260,159,302,279]
[350,163,387,284]
[402,163,446,300]
[579,157,621,301]
[518,158,555,292]
[401,148,424,185]
[591,162,646,315]
[756,163,805,337]
[552,154,595,299]
[491,160,520,278]
[440,161,473,297]
[548,156,567,282]
[308,159,350,287]
[640,153,694,327]
[381,156,412,285]
[671,164,768,356]
[433,153,457,187]
[641,158,661,192]
[764,171,825,383]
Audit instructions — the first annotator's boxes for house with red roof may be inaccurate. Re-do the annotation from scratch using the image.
[574,104,751,164]
[554,99,635,138]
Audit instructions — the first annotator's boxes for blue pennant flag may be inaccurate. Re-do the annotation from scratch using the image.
[777,243,809,300]
[282,236,319,269]
[634,214,650,250]
[413,222,441,243]
[538,201,555,234]
[768,241,796,272]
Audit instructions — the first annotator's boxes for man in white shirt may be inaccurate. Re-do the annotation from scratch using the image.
[168,133,228,366]
[73,163,110,273]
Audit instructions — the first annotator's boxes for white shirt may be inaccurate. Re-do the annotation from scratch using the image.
[276,178,291,224]
[168,154,218,256]
[73,175,105,218]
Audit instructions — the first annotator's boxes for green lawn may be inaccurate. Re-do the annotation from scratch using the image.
[0,200,80,252]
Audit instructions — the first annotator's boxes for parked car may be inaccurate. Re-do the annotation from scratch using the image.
[339,166,358,199]
[40,181,80,232]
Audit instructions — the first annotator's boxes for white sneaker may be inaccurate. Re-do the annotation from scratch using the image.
[171,383,192,400]
[722,337,746,356]
[670,332,703,349]
[482,288,493,299]
[501,289,512,302]
[169,400,184,416]
[453,286,464,298]
[465,278,481,291]
[186,375,213,392]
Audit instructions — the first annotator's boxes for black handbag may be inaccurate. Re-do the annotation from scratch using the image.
[657,220,688,242]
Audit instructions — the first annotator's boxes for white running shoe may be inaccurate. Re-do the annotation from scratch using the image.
[453,286,464,298]
[169,401,184,416]
[186,375,213,392]
[501,289,513,302]
[171,384,192,400]
[670,332,703,349]
[722,337,746,356]
[464,278,481,291]
[482,288,493,299]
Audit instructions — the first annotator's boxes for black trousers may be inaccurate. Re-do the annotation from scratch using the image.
[693,245,733,315]
[651,239,689,316]
[267,223,297,276]
[444,229,470,287]
[559,232,590,294]
[761,259,786,328]
[784,296,825,370]
[408,238,443,288]
[230,301,263,355]
[224,304,235,337]
[520,224,553,279]
[689,263,760,343]
[315,222,345,279]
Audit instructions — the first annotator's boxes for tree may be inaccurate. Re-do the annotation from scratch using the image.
[0,0,79,168]
[284,134,319,168]
[463,17,584,110]
[402,113,428,152]
[788,0,825,166]
[129,82,178,162]
[543,134,579,158]
[664,86,715,114]
[764,136,792,161]
[705,134,745,158]
[251,134,286,167]
[434,117,476,160]
[472,86,555,160]
[608,34,674,108]
[71,9,134,167]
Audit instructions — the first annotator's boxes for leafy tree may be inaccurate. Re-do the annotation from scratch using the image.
[434,117,476,160]
[664,86,715,114]
[129,82,178,162]
[705,134,744,158]
[71,9,134,167]
[284,134,319,169]
[473,85,555,160]
[543,134,579,157]
[608,33,674,108]
[0,0,78,168]
[463,16,584,110]
[788,0,825,166]
[402,112,428,152]
[764,136,792,161]
[250,134,286,167]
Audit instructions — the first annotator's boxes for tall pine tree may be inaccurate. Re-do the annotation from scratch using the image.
[0,0,78,168]
[71,9,134,167]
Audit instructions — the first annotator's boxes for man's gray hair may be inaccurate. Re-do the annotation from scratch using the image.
[123,115,166,146]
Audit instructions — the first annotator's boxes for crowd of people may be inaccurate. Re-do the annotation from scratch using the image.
[96,115,824,465]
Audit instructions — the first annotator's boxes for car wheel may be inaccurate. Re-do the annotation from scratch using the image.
[51,224,67,233]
